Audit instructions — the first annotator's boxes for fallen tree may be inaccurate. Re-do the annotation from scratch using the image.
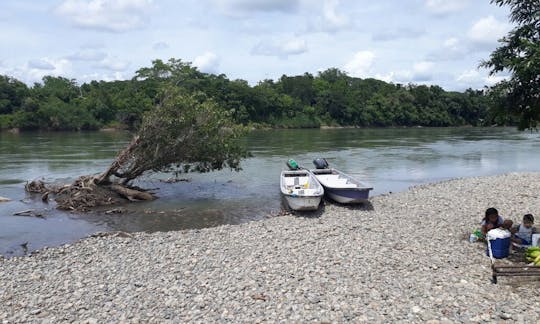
[26,87,248,211]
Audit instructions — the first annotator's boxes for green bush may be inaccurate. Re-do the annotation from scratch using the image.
[38,98,100,130]
[0,114,13,129]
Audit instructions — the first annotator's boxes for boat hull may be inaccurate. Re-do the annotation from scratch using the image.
[283,195,322,211]
[325,187,370,204]
[309,168,372,204]
[280,169,324,211]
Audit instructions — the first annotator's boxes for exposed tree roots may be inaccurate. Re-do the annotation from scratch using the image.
[25,176,155,212]
[25,180,48,193]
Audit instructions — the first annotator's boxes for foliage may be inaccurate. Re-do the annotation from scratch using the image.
[34,76,80,102]
[38,97,100,131]
[0,114,13,129]
[0,58,502,131]
[482,0,540,129]
[99,88,249,184]
[0,75,29,115]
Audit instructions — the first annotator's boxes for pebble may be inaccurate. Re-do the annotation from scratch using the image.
[1,173,540,322]
[500,313,512,320]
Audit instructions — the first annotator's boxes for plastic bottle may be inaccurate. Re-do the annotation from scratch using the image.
[474,229,482,238]
[469,233,478,243]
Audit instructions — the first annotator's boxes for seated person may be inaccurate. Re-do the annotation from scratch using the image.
[481,207,513,238]
[511,214,537,245]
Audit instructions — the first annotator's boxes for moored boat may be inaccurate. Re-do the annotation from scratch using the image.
[310,158,372,204]
[280,169,324,211]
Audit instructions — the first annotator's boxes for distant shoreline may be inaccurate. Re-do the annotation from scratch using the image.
[0,124,508,134]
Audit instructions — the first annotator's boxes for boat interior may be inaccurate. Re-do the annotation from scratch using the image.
[282,172,321,193]
[311,169,358,188]
[316,175,358,188]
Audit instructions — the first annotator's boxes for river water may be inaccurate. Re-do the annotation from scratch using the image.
[1,127,540,256]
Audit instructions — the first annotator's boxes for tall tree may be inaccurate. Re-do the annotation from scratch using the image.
[482,0,540,129]
[0,75,29,114]
[97,87,248,185]
[32,86,249,210]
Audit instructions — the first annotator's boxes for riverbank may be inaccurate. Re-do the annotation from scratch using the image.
[2,173,540,322]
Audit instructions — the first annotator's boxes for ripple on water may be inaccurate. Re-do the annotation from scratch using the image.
[0,179,26,185]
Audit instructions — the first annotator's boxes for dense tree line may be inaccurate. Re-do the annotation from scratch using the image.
[0,59,507,131]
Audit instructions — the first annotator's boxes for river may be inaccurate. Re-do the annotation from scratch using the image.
[1,127,539,256]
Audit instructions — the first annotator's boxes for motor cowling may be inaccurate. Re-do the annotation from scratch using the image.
[313,158,329,169]
[286,159,299,170]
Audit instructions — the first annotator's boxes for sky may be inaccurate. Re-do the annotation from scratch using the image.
[0,0,513,91]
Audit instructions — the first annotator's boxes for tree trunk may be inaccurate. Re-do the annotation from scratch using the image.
[110,184,155,201]
[95,135,140,185]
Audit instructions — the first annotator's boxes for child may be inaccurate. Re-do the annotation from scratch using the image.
[481,207,513,237]
[512,214,537,245]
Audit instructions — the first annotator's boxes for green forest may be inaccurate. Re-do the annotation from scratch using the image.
[0,58,511,132]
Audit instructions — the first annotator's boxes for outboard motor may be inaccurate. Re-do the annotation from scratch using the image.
[286,159,300,170]
[313,158,329,169]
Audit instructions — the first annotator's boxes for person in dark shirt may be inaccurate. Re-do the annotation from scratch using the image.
[481,207,513,237]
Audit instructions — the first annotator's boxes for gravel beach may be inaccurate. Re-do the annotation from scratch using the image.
[2,172,540,323]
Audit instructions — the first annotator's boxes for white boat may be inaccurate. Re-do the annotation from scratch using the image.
[310,159,372,204]
[280,169,324,211]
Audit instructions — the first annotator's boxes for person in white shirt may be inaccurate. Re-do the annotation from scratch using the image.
[511,214,537,245]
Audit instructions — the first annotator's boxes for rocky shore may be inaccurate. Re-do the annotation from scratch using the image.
[2,173,540,322]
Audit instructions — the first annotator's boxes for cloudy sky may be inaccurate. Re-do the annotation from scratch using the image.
[0,0,512,90]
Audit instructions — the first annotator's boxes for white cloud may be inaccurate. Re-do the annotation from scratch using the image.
[343,51,375,77]
[281,39,307,54]
[372,28,424,42]
[428,37,469,61]
[10,58,73,84]
[93,57,130,71]
[456,68,507,88]
[153,42,170,50]
[374,72,394,83]
[28,59,56,70]
[104,71,127,82]
[66,49,107,61]
[444,37,459,49]
[412,61,434,81]
[322,0,349,31]
[55,0,154,32]
[457,69,480,83]
[307,0,349,32]
[33,58,71,75]
[425,0,470,16]
[413,61,433,74]
[193,52,220,73]
[444,38,469,57]
[252,37,307,57]
[467,16,509,48]
[374,61,435,84]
